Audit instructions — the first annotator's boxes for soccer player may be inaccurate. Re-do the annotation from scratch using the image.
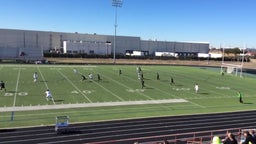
[194,83,199,93]
[156,72,160,80]
[138,66,142,73]
[89,73,93,80]
[237,91,243,103]
[33,72,38,82]
[221,70,224,76]
[170,77,174,85]
[80,75,86,81]
[73,68,78,74]
[136,67,139,73]
[45,89,53,101]
[97,74,101,81]
[119,69,122,76]
[137,72,141,80]
[0,80,6,92]
[141,79,145,89]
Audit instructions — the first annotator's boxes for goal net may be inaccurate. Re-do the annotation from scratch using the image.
[221,63,243,77]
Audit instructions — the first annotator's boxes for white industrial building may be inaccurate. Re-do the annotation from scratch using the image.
[0,28,210,60]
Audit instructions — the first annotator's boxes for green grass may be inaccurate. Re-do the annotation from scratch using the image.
[0,64,256,128]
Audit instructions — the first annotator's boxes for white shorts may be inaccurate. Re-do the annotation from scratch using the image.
[46,95,52,98]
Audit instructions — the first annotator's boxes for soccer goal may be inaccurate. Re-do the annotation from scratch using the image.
[221,63,243,77]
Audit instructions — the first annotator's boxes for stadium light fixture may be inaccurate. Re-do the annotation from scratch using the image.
[112,0,123,64]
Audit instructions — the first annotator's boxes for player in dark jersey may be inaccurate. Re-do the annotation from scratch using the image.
[80,75,86,81]
[0,80,6,92]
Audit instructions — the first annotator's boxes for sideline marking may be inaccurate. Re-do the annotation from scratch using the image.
[126,89,145,93]
[82,90,95,94]
[216,86,230,90]
[13,68,26,70]
[172,88,190,91]
[49,68,62,70]
[5,92,28,97]
[0,99,188,112]
[18,92,28,96]
[4,93,13,96]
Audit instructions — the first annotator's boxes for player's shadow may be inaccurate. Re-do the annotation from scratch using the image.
[54,99,64,102]
[40,80,48,82]
[243,102,253,104]
[200,92,209,95]
[174,84,183,87]
[145,87,154,90]
[6,91,16,93]
[143,78,151,80]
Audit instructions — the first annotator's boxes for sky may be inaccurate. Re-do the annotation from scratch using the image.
[0,0,255,48]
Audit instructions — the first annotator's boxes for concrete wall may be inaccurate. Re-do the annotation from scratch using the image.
[141,40,209,55]
[0,29,209,59]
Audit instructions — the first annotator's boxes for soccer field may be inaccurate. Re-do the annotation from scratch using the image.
[0,64,256,128]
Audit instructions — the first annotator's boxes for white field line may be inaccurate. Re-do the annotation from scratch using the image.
[100,70,178,113]
[122,71,205,108]
[0,103,194,119]
[0,99,188,112]
[147,67,230,96]
[37,66,56,105]
[57,70,92,103]
[122,72,175,97]
[13,68,21,107]
[4,93,249,119]
[100,73,154,100]
[75,69,124,101]
[155,84,205,108]
[91,81,125,101]
[1,64,98,68]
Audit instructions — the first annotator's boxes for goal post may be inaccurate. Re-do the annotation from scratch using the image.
[221,63,243,77]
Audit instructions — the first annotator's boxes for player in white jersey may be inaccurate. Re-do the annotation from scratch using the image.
[45,89,53,101]
[73,68,78,74]
[89,73,93,80]
[33,72,38,82]
[194,83,199,93]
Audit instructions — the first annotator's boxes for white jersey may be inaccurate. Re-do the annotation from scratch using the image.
[33,73,38,82]
[89,74,93,79]
[33,73,38,79]
[45,90,52,97]
[73,69,77,74]
[194,84,199,92]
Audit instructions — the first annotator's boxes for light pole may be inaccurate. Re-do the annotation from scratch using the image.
[112,0,122,64]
